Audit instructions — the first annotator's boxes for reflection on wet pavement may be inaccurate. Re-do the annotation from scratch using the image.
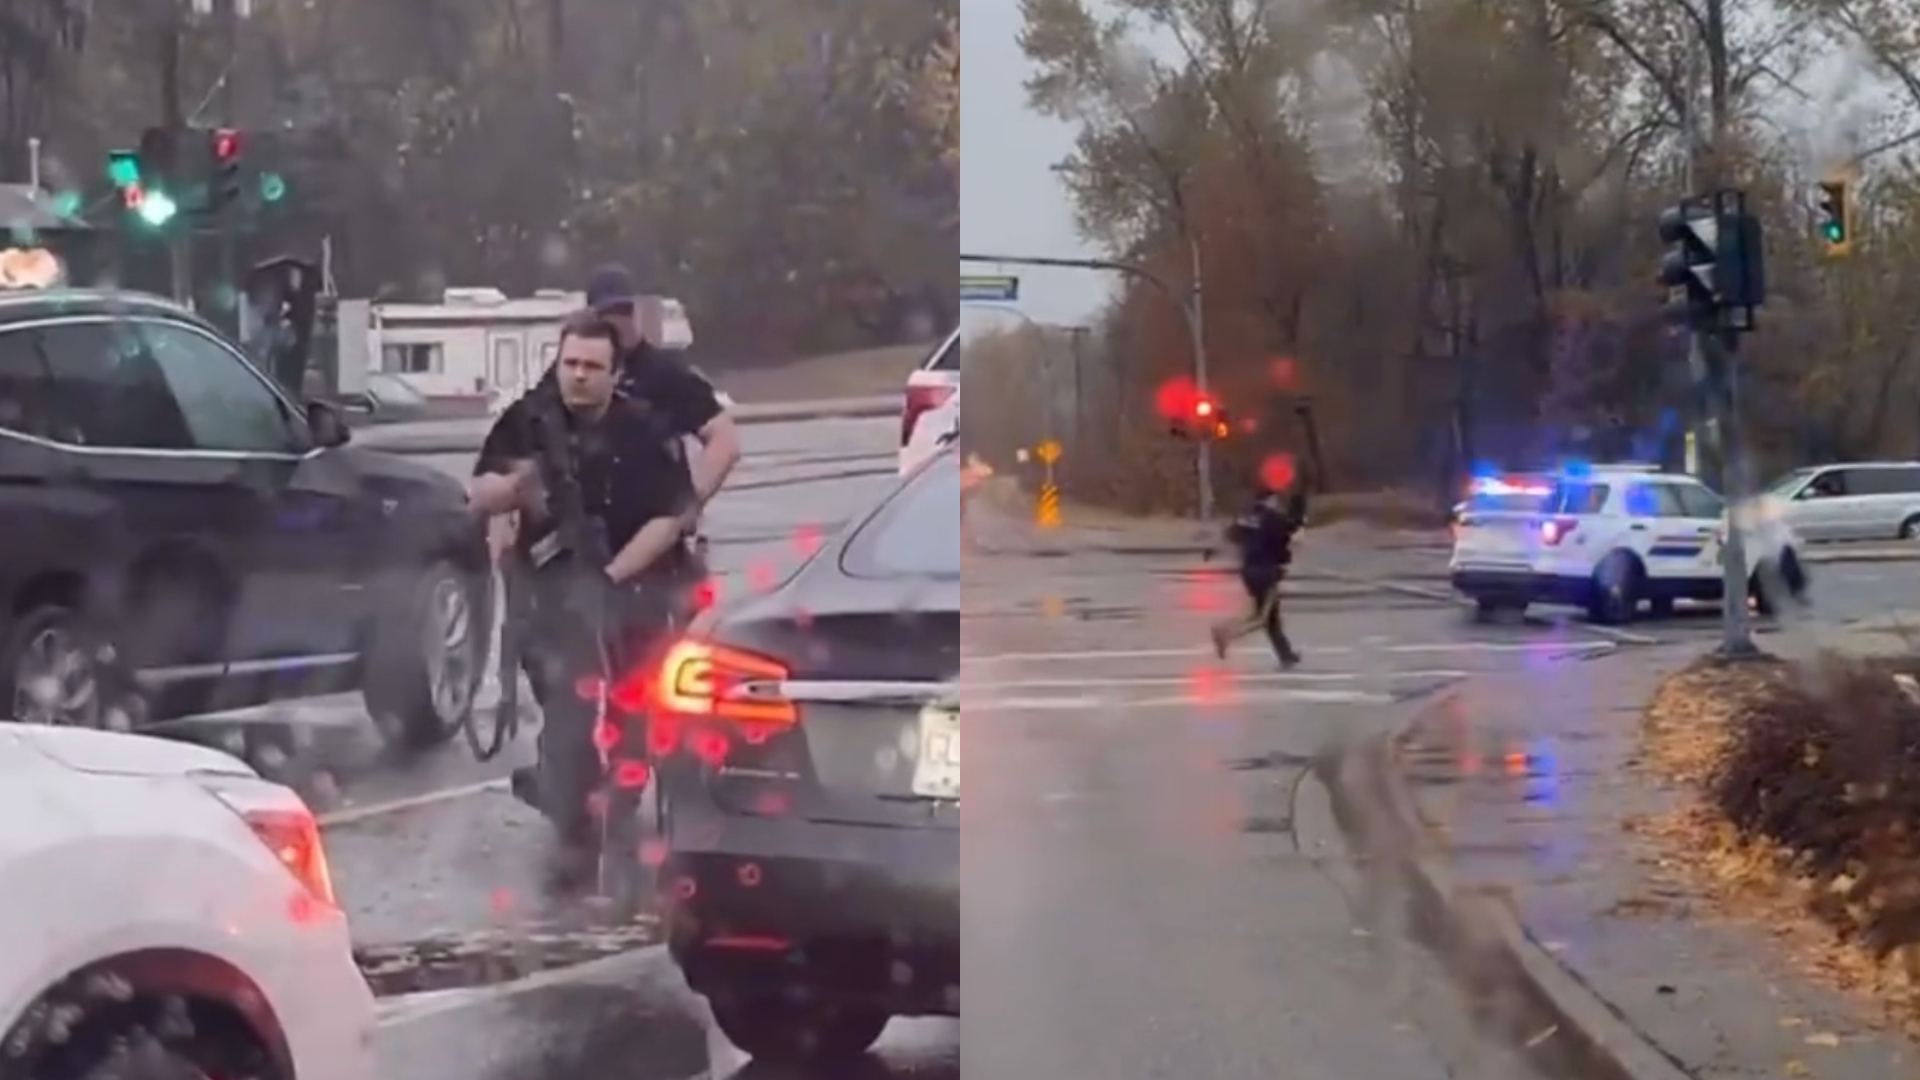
[375,947,957,1080]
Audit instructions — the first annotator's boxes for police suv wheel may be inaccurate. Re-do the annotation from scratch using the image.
[364,559,485,752]
[1587,553,1641,626]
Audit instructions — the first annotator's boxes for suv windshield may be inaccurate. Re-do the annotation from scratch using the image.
[1765,467,1815,496]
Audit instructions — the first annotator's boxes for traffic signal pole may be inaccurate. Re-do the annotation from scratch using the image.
[1186,235,1213,521]
[1660,190,1765,659]
[961,250,1218,519]
[1701,331,1757,657]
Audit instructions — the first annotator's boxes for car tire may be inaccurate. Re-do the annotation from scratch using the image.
[364,558,486,753]
[1470,595,1523,622]
[1586,553,1641,626]
[1901,515,1920,541]
[3,981,276,1080]
[1752,549,1806,616]
[708,995,889,1063]
[0,602,107,729]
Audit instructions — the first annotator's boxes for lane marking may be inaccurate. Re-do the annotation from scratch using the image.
[319,777,510,828]
[961,668,1469,692]
[963,641,1612,665]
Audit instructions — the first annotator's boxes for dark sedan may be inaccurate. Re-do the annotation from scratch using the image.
[642,448,959,1064]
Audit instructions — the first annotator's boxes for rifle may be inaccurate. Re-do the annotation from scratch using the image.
[471,391,615,762]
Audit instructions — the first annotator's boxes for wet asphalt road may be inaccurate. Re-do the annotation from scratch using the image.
[304,414,957,1079]
[192,441,1920,1080]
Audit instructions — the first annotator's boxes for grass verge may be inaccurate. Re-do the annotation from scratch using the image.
[1639,649,1920,1034]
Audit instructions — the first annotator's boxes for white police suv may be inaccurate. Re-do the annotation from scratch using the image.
[1449,463,1808,625]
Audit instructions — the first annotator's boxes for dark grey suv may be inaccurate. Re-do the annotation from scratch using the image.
[0,288,490,749]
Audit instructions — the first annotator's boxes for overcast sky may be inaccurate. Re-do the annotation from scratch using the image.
[958,0,1911,333]
[958,0,1114,332]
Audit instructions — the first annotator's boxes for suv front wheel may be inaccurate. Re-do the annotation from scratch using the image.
[363,559,487,752]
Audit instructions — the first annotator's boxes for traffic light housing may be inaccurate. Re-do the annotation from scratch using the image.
[210,127,243,208]
[1169,396,1233,439]
[1658,202,1719,329]
[1656,191,1766,336]
[1816,177,1853,256]
[137,126,180,188]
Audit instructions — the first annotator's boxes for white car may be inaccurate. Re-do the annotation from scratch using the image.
[0,726,375,1080]
[901,329,959,473]
[902,386,959,476]
[1449,463,1807,625]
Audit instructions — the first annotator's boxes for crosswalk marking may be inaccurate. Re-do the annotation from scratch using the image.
[971,686,1399,711]
[961,668,1467,692]
[962,640,1612,666]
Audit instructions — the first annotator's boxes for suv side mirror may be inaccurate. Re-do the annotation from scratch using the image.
[307,400,351,448]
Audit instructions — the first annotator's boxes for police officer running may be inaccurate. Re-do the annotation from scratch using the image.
[1209,480,1308,668]
[468,310,699,880]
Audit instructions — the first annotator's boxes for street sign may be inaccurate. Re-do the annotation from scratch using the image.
[960,274,1019,302]
[1035,439,1061,465]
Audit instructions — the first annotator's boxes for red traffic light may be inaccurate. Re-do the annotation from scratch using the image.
[1193,398,1216,419]
[212,128,241,161]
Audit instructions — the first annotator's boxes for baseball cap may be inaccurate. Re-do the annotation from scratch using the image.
[585,264,637,314]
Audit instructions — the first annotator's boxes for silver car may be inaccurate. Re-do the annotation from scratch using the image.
[1765,461,1920,542]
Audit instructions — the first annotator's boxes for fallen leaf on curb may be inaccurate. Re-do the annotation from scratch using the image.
[1783,1059,1811,1077]
[1804,1031,1841,1047]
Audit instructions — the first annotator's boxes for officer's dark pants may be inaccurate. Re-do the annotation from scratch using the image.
[521,569,677,847]
[1216,566,1299,663]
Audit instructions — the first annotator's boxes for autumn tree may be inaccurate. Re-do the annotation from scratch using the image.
[984,0,1920,514]
[3,0,954,363]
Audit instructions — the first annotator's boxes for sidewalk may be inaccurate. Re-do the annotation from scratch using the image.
[1377,642,1914,1078]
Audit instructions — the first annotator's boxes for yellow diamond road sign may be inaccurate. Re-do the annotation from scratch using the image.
[1035,440,1061,465]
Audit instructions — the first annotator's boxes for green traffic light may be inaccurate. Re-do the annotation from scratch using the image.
[106,153,140,187]
[1822,222,1844,242]
[259,172,287,203]
[137,190,179,226]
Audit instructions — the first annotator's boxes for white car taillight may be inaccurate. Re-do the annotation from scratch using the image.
[196,774,338,910]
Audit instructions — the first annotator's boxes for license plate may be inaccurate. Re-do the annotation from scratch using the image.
[911,706,960,800]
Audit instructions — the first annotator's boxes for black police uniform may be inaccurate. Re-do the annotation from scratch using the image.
[473,387,696,846]
[1213,489,1307,666]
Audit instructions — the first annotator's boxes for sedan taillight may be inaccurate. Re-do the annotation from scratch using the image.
[903,383,956,446]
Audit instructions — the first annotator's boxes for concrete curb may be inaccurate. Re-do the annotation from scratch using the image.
[358,395,898,455]
[1320,695,1690,1080]
[1803,545,1920,564]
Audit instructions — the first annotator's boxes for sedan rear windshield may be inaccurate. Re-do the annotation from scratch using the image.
[842,457,960,578]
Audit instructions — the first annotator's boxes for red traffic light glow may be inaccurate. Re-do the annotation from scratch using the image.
[121,183,145,209]
[213,129,241,161]
[1194,399,1215,418]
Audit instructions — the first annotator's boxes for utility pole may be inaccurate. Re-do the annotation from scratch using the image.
[220,0,240,328]
[159,5,191,305]
[1187,234,1213,520]
[1702,0,1758,659]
